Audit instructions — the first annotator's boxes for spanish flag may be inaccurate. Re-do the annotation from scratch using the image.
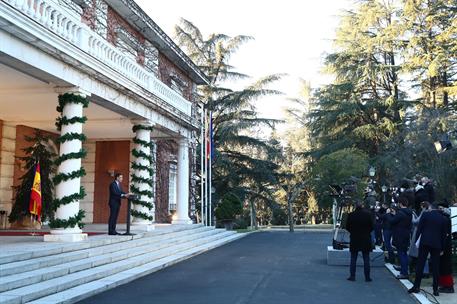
[29,162,42,222]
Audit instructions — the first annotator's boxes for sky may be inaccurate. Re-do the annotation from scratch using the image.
[136,0,354,122]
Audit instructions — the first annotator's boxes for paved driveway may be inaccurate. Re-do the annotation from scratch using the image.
[78,231,415,304]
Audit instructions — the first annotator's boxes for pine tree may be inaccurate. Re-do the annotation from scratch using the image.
[8,131,56,224]
[174,19,282,207]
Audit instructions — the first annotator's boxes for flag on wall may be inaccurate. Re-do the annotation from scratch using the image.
[29,162,42,222]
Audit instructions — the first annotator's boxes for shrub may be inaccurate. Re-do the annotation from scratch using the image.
[215,193,242,221]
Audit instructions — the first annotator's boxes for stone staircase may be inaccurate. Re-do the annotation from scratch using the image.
[0,225,246,304]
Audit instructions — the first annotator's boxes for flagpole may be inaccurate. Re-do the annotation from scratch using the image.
[208,111,212,226]
[204,108,209,226]
[200,104,205,226]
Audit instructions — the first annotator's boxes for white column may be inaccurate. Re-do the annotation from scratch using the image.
[172,137,192,224]
[45,88,89,242]
[131,120,155,231]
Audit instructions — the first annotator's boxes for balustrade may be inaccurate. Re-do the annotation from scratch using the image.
[3,0,192,116]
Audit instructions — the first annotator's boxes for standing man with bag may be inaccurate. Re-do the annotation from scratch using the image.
[108,173,131,235]
[346,200,374,282]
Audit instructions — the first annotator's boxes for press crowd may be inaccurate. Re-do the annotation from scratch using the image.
[368,177,455,296]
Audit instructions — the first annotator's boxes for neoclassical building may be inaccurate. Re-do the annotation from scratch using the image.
[0,0,208,241]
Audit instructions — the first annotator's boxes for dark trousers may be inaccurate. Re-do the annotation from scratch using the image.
[383,229,394,261]
[413,245,441,291]
[108,202,120,234]
[398,250,409,276]
[350,251,370,279]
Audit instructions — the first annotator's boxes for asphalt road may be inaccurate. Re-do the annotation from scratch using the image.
[78,231,416,304]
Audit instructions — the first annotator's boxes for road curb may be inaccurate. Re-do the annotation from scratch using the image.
[385,263,432,304]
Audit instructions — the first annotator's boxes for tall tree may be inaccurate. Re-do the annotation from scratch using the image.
[174,19,282,217]
[402,0,457,108]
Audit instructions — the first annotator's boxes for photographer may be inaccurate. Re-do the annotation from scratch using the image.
[414,177,435,213]
[399,181,415,211]
[388,197,413,279]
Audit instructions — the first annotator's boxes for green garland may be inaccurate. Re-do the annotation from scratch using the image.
[56,116,88,131]
[131,162,154,176]
[132,125,154,133]
[51,93,89,229]
[57,93,89,111]
[131,209,153,221]
[49,209,86,229]
[130,185,153,197]
[56,133,87,144]
[131,199,154,209]
[132,149,152,162]
[131,175,154,186]
[53,168,86,185]
[54,149,87,166]
[52,187,86,211]
[130,124,155,221]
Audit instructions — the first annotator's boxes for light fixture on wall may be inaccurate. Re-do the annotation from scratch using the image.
[107,169,115,177]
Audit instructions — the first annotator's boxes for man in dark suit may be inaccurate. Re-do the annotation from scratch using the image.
[346,201,374,282]
[408,203,447,296]
[388,197,412,279]
[108,173,130,235]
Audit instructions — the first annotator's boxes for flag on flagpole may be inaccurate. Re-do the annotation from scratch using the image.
[29,162,42,222]
[206,111,214,161]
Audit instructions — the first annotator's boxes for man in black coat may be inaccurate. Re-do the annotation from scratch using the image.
[108,173,130,235]
[408,204,447,296]
[346,201,374,282]
[389,197,412,279]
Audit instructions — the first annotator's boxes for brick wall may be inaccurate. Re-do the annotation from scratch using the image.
[107,6,145,65]
[158,53,193,101]
[155,140,177,223]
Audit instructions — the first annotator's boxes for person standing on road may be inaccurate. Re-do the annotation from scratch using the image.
[381,203,395,263]
[388,197,412,280]
[437,202,454,294]
[346,200,374,282]
[408,203,447,296]
[108,173,131,235]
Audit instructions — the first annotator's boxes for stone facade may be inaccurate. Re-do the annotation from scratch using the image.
[159,53,193,101]
[80,140,96,223]
[0,121,15,223]
[155,139,177,223]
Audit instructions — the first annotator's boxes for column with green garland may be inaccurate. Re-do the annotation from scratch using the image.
[173,137,192,224]
[44,88,89,242]
[130,120,155,231]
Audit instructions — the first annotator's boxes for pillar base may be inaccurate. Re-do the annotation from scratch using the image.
[172,219,193,225]
[130,224,155,231]
[44,233,88,242]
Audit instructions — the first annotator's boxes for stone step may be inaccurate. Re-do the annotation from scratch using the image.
[0,228,220,292]
[0,226,211,277]
[27,233,245,304]
[0,230,239,304]
[0,225,204,265]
